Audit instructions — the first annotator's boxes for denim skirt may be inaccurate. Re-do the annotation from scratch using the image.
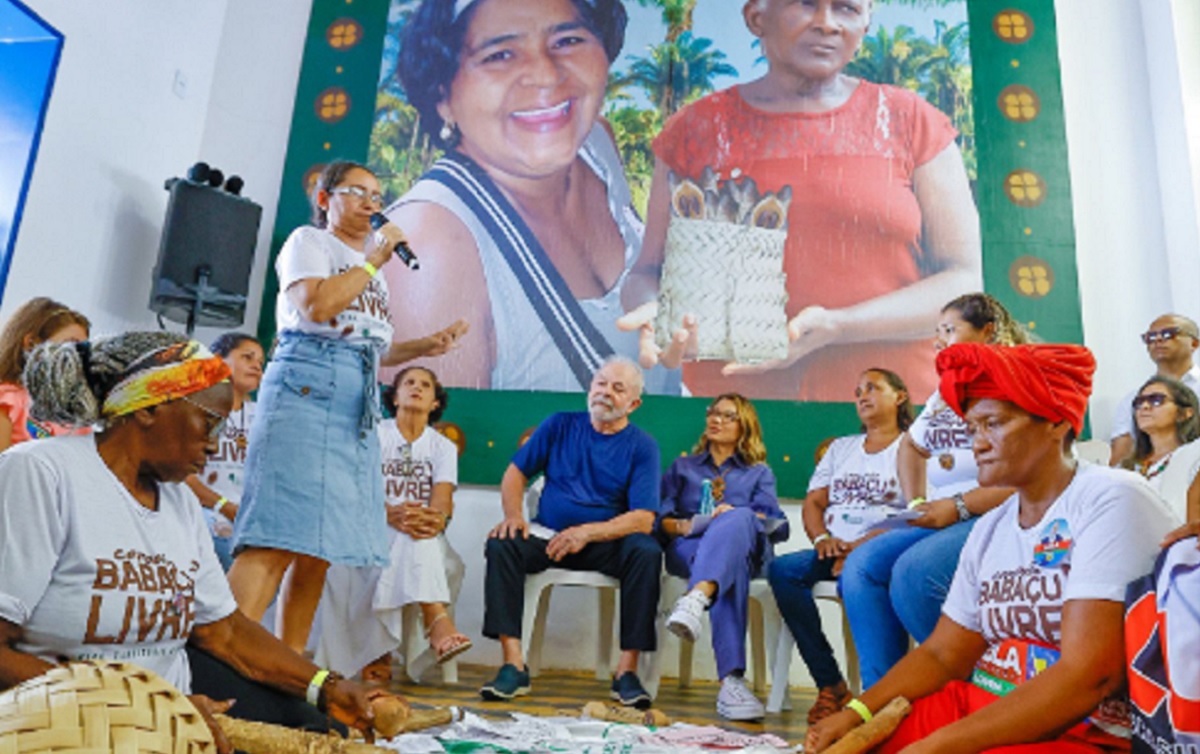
[233,332,388,566]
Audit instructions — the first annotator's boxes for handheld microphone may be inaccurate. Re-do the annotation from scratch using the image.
[369,213,420,270]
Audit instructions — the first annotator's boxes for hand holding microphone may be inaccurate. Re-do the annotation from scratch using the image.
[369,212,420,270]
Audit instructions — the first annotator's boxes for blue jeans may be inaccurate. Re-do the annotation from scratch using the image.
[767,550,844,689]
[840,520,976,688]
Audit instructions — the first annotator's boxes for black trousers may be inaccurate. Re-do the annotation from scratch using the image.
[482,532,662,652]
[187,645,346,736]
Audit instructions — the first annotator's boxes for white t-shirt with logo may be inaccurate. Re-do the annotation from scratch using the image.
[316,423,462,675]
[0,435,238,693]
[378,422,458,506]
[200,401,253,537]
[944,463,1178,645]
[274,225,393,347]
[809,434,904,541]
[1110,366,1200,442]
[909,390,977,498]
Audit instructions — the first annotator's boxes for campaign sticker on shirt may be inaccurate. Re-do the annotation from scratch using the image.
[1032,518,1072,568]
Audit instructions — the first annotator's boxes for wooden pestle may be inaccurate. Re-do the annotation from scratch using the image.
[822,697,912,754]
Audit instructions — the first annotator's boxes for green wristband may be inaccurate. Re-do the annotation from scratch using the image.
[846,698,873,722]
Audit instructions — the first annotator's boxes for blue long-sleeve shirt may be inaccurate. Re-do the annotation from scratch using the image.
[659,450,790,542]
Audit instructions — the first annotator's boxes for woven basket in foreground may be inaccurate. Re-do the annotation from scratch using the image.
[0,661,214,754]
[655,217,789,364]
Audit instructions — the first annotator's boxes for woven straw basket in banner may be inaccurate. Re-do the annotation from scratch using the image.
[654,217,789,364]
[0,661,215,754]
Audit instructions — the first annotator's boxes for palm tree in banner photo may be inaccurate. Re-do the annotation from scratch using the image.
[627,32,737,116]
[629,0,695,42]
[845,25,928,91]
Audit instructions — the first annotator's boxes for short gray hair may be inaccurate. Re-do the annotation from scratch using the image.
[600,354,644,398]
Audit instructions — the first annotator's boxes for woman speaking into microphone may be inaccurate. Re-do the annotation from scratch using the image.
[228,160,467,653]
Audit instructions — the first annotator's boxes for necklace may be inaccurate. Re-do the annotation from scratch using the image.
[1140,451,1173,481]
[234,405,248,450]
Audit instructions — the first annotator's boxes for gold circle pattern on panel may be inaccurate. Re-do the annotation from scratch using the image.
[1009,255,1054,298]
[315,87,351,123]
[993,10,1034,43]
[1003,169,1047,208]
[327,18,363,49]
[998,84,1040,122]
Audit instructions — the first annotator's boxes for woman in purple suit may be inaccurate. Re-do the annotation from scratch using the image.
[659,393,788,720]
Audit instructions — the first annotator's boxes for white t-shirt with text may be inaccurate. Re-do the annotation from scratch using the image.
[909,390,977,498]
[0,435,238,692]
[809,434,904,541]
[200,401,253,537]
[943,463,1178,646]
[378,422,458,506]
[274,226,393,347]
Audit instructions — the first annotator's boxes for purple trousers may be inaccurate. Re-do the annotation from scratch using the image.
[664,507,768,679]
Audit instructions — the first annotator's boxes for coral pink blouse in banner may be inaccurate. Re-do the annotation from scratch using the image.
[653,82,958,401]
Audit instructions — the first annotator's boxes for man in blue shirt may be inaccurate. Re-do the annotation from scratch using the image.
[480,356,662,708]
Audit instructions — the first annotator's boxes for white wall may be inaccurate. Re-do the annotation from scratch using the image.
[1057,0,1200,437]
[3,1,310,344]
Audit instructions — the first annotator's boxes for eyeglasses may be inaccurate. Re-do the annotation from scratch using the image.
[1141,326,1197,345]
[331,185,385,206]
[1132,393,1172,410]
[179,395,228,440]
[705,407,740,423]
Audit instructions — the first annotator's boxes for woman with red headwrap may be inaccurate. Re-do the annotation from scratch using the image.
[807,343,1180,754]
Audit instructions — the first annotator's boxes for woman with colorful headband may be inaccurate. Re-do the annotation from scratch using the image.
[227,159,467,655]
[0,332,402,753]
[807,343,1180,754]
[0,296,90,450]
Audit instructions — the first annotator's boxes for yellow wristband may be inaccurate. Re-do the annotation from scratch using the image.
[846,698,872,723]
[214,496,230,516]
[907,496,927,510]
[306,669,330,707]
[362,261,379,277]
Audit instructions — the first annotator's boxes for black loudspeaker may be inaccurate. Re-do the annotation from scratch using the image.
[150,177,262,329]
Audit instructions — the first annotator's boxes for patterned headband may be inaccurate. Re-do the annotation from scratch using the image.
[101,340,231,419]
[453,0,594,21]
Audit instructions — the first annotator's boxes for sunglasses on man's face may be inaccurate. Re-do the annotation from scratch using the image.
[1132,393,1172,410]
[1141,326,1197,345]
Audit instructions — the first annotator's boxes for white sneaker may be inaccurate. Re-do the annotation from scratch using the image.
[717,674,765,721]
[666,590,708,643]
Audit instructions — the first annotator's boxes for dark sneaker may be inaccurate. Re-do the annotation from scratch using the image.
[480,663,531,701]
[610,671,652,709]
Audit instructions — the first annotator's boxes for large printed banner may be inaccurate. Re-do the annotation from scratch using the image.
[264,0,1081,492]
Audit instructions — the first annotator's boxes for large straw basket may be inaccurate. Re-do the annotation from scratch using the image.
[654,217,789,363]
[0,661,215,754]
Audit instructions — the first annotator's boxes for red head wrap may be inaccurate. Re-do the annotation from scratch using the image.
[935,343,1095,434]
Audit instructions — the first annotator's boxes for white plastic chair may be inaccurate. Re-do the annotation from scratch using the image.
[519,479,621,679]
[398,603,460,684]
[767,580,860,713]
